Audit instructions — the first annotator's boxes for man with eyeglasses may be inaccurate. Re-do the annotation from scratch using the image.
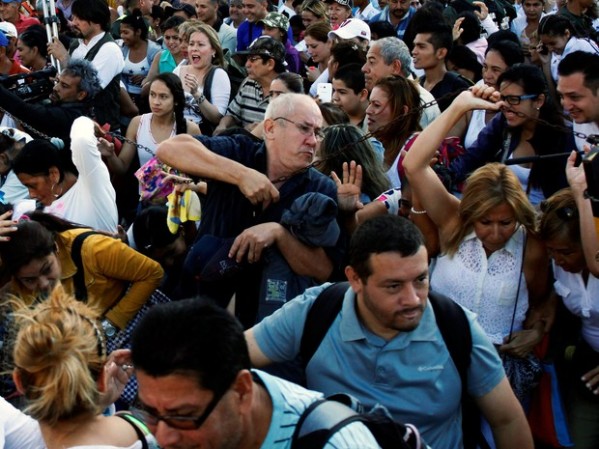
[215,36,287,134]
[128,298,381,449]
[156,93,344,328]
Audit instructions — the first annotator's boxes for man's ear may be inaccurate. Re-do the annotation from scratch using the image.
[263,117,276,140]
[436,47,448,61]
[359,88,369,102]
[76,89,88,102]
[391,59,403,76]
[231,369,254,414]
[345,265,364,295]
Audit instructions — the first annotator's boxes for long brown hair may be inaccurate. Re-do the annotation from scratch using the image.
[371,76,422,167]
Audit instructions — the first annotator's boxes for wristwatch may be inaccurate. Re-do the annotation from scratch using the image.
[101,319,117,338]
[197,92,206,104]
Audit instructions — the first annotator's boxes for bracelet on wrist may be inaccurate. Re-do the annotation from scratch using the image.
[410,207,427,215]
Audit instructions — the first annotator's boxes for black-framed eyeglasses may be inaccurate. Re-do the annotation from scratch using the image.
[273,116,324,141]
[500,94,537,105]
[131,387,228,431]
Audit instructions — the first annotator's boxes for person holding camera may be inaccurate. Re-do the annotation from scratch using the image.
[538,157,599,449]
[0,59,99,152]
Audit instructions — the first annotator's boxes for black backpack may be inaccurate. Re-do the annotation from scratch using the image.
[298,282,487,449]
[291,393,425,449]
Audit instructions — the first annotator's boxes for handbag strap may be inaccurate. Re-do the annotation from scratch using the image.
[71,231,98,302]
[506,229,527,344]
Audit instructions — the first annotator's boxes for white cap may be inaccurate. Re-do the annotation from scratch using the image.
[0,21,17,38]
[328,18,371,43]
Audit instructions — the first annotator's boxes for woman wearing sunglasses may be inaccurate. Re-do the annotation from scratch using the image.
[537,155,599,449]
[449,63,571,204]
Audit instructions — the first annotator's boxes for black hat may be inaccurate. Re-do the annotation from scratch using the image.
[237,36,287,64]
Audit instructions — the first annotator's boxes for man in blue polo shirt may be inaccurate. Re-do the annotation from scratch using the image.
[246,215,534,449]
[369,0,415,40]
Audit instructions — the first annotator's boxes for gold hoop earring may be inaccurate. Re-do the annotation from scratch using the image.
[51,182,63,198]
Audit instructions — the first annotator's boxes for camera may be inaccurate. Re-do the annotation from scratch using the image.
[582,136,599,217]
[0,66,57,103]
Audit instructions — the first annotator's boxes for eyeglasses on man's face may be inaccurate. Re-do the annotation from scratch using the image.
[500,94,538,105]
[131,387,228,431]
[273,116,324,141]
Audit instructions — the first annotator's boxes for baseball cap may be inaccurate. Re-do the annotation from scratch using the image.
[328,18,371,42]
[259,12,290,33]
[324,0,353,9]
[238,36,287,64]
[0,31,8,48]
[167,0,196,17]
[0,22,17,39]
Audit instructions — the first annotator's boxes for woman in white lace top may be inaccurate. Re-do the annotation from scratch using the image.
[403,85,552,404]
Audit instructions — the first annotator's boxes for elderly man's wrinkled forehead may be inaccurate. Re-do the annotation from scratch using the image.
[266,93,322,122]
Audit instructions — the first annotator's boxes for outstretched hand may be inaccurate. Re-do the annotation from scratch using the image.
[100,349,133,408]
[331,161,364,213]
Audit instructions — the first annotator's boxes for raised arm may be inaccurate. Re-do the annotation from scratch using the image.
[566,150,599,276]
[156,134,279,206]
[402,85,502,236]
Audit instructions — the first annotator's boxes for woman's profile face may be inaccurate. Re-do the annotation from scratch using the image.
[16,39,37,68]
[366,86,393,134]
[15,253,61,295]
[472,202,518,254]
[16,172,56,206]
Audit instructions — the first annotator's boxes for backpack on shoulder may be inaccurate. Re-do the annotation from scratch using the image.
[299,282,487,449]
[291,393,425,449]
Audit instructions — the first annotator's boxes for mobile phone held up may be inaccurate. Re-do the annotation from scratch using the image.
[317,83,333,103]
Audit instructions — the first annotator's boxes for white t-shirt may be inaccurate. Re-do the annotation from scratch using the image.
[45,117,118,232]
[173,65,231,124]
[70,33,125,89]
[0,397,45,449]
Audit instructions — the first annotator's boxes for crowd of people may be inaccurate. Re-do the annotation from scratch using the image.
[0,0,599,448]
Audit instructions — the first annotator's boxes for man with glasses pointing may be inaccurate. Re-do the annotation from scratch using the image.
[156,93,344,328]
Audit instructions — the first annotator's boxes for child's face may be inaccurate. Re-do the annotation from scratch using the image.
[332,78,365,117]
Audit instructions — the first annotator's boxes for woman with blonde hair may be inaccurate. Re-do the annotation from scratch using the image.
[12,288,153,448]
[403,85,552,408]
[173,23,231,135]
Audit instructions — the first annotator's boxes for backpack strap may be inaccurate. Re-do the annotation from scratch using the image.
[299,282,349,368]
[71,231,98,302]
[428,291,487,449]
[203,65,217,104]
